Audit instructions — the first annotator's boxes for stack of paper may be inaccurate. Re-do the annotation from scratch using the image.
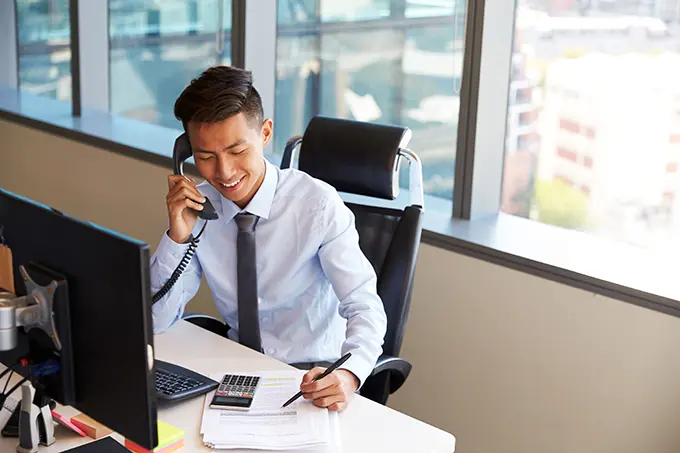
[200,370,340,452]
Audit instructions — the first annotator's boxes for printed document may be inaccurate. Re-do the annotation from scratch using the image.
[200,370,340,451]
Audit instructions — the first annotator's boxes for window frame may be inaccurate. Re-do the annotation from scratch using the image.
[1,0,678,318]
[0,1,18,89]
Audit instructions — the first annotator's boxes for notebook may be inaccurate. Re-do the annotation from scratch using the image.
[62,436,128,452]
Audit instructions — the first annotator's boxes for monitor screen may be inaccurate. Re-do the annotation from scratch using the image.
[0,189,158,450]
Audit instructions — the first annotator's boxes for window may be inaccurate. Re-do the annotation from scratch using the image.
[1,0,677,318]
[109,0,231,129]
[274,0,466,202]
[501,2,680,250]
[16,0,71,101]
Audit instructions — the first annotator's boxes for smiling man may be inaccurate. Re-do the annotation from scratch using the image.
[149,66,387,412]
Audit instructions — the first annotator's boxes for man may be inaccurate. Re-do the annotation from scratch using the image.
[150,66,387,412]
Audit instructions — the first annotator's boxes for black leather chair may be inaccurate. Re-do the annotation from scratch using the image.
[185,116,424,405]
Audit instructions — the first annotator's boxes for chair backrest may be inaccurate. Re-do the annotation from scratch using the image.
[281,116,423,358]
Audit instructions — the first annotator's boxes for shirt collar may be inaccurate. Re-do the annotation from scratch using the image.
[220,158,277,222]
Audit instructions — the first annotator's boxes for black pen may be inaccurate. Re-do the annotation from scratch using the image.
[282,352,352,408]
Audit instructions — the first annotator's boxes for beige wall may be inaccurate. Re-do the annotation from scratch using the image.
[3,118,680,453]
[0,120,219,318]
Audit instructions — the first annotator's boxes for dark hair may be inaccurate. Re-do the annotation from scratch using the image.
[174,66,264,129]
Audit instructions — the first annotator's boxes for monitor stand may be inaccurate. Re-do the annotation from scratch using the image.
[0,262,75,404]
[0,263,74,452]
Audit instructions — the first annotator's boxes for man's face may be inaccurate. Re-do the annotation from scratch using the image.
[187,113,273,209]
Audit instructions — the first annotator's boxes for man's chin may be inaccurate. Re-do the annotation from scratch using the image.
[215,185,246,205]
[220,189,242,201]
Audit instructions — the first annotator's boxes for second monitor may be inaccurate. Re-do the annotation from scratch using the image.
[0,189,158,450]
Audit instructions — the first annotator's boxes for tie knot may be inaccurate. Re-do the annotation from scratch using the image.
[235,213,260,233]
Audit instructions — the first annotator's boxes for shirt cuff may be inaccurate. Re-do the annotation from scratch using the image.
[154,230,190,270]
[338,351,375,390]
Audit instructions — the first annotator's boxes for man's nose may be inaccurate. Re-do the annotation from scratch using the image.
[215,157,238,180]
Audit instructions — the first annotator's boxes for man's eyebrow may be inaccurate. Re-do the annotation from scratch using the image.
[193,139,247,154]
[224,139,247,151]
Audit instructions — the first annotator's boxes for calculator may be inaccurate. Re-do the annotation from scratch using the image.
[209,374,261,411]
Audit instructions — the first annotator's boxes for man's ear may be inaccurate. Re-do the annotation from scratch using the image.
[261,118,274,147]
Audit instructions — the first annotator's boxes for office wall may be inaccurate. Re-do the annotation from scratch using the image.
[3,118,680,453]
[0,120,220,318]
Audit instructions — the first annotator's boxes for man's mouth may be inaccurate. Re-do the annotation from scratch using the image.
[220,176,244,191]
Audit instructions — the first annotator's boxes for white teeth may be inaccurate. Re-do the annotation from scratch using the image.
[222,177,242,188]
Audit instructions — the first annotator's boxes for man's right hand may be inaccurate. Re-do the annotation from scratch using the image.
[166,175,206,244]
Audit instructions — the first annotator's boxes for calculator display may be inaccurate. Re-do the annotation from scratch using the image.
[212,396,251,406]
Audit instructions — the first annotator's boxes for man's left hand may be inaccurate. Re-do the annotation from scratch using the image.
[300,368,359,412]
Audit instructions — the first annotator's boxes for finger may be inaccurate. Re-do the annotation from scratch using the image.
[301,373,337,393]
[303,384,341,401]
[184,198,204,212]
[167,186,206,205]
[301,367,326,386]
[312,394,344,409]
[167,176,199,197]
[168,199,202,219]
[167,195,203,209]
[168,199,203,218]
[167,180,202,201]
[327,402,347,412]
[167,174,192,191]
[168,174,195,184]
[167,192,205,210]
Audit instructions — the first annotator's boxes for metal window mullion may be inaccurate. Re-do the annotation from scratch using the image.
[453,0,515,220]
[69,0,109,116]
[68,0,81,116]
[231,0,246,69]
[312,1,321,117]
[453,0,485,219]
[242,0,276,123]
[0,1,18,89]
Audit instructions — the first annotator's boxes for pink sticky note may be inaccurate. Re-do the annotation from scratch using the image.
[52,410,88,437]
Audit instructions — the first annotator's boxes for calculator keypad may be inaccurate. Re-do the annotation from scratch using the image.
[216,374,260,399]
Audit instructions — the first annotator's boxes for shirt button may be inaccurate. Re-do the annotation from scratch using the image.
[266,348,275,355]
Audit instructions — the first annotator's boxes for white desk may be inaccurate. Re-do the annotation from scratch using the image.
[0,321,455,452]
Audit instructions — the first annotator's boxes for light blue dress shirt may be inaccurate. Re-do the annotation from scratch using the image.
[150,158,388,386]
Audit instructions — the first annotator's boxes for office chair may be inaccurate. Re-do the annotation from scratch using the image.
[184,116,424,405]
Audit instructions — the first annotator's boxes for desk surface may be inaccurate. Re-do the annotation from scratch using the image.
[0,321,455,453]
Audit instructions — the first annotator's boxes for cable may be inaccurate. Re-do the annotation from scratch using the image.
[5,376,29,398]
[2,368,13,395]
[1,361,21,395]
[152,220,208,304]
[0,364,14,383]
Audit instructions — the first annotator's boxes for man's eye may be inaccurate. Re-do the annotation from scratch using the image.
[233,148,247,155]
[198,156,215,161]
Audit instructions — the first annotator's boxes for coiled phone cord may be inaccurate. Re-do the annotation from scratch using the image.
[152,220,207,304]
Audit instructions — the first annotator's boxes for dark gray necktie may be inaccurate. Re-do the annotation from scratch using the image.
[234,213,262,352]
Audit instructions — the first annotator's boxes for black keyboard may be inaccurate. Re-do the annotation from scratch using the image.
[155,360,219,403]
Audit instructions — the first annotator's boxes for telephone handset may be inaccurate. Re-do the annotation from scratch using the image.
[152,133,217,304]
[173,133,219,220]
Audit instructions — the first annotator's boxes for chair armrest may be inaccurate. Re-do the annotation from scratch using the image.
[182,313,230,338]
[370,354,412,394]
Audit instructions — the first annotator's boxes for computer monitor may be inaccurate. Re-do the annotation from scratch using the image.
[0,188,158,449]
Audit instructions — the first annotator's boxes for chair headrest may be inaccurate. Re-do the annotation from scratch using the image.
[299,116,412,200]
